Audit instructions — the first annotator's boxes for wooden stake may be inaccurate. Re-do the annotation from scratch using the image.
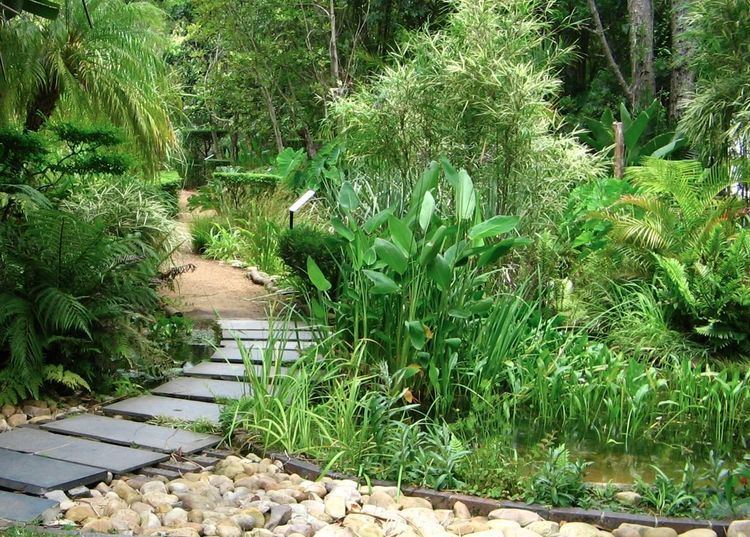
[614,121,625,178]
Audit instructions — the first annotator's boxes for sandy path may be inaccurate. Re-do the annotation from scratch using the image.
[162,191,269,321]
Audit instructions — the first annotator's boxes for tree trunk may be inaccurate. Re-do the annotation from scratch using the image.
[587,0,634,106]
[628,0,656,111]
[669,0,694,123]
[329,0,341,87]
[261,85,284,153]
[25,82,61,131]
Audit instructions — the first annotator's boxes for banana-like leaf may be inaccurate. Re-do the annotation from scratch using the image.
[363,269,400,294]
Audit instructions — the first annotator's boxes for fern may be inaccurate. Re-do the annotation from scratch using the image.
[42,365,91,392]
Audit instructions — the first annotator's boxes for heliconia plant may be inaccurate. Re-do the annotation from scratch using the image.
[305,159,530,412]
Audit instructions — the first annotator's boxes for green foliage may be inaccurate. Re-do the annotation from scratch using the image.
[189,170,279,214]
[0,0,177,174]
[306,161,529,412]
[578,100,686,168]
[635,464,700,517]
[328,0,600,224]
[525,444,590,507]
[278,225,344,288]
[681,0,750,164]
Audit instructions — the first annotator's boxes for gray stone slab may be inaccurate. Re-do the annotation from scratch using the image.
[221,328,315,341]
[219,339,310,350]
[183,361,288,380]
[212,345,301,363]
[0,490,59,522]
[42,414,219,454]
[0,448,107,494]
[152,377,249,402]
[103,395,222,424]
[0,428,168,473]
[219,319,311,330]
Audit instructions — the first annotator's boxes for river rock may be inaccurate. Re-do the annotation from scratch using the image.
[81,518,114,533]
[643,529,677,537]
[313,526,355,537]
[1,404,15,417]
[142,480,168,495]
[111,508,142,532]
[528,521,560,537]
[182,492,218,510]
[397,496,433,510]
[729,522,750,537]
[679,530,717,537]
[65,504,97,522]
[144,491,180,510]
[488,509,542,527]
[614,491,642,506]
[507,528,547,537]
[0,418,8,432]
[216,457,247,479]
[164,507,190,527]
[7,413,27,427]
[487,519,522,531]
[452,501,472,519]
[324,495,346,519]
[265,504,292,529]
[561,523,600,537]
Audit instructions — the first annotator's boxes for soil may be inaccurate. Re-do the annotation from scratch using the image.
[162,190,269,321]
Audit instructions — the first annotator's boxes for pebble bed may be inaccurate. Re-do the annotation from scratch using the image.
[34,454,750,537]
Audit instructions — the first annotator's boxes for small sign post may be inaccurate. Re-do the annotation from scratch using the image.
[289,190,316,229]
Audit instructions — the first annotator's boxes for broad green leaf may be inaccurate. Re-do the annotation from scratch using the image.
[363,270,400,295]
[418,225,448,266]
[411,161,440,207]
[331,217,354,241]
[405,320,426,350]
[476,238,532,268]
[429,254,452,290]
[374,238,408,274]
[445,338,461,349]
[427,364,440,390]
[624,110,650,149]
[441,158,460,188]
[306,256,331,291]
[364,208,393,234]
[619,102,632,130]
[364,246,377,265]
[455,170,476,221]
[651,135,687,159]
[338,182,359,212]
[388,216,414,254]
[419,191,435,231]
[468,215,520,241]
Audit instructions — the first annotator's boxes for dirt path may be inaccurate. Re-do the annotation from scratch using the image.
[162,191,269,321]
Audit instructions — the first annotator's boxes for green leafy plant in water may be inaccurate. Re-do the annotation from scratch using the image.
[635,464,700,517]
[304,159,529,413]
[525,444,590,507]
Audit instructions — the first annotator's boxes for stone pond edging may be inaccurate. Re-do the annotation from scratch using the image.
[251,447,732,537]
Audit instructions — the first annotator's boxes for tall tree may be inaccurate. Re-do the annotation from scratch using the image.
[628,0,656,111]
[0,0,177,174]
[669,0,694,122]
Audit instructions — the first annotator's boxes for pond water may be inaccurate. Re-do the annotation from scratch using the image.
[509,426,746,483]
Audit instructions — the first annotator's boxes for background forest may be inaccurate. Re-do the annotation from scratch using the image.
[2,0,750,520]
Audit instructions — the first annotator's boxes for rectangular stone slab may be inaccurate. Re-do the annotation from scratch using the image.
[212,346,301,364]
[103,395,222,424]
[219,339,310,350]
[183,361,288,380]
[42,414,219,454]
[0,448,107,494]
[0,428,168,473]
[0,490,59,522]
[151,377,249,402]
[221,328,315,341]
[219,319,311,330]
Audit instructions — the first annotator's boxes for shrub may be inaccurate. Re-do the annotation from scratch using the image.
[278,225,344,287]
[189,170,280,214]
[525,444,590,507]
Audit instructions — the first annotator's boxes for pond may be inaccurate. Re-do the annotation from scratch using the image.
[510,425,747,483]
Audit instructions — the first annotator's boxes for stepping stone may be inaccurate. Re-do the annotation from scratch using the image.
[42,414,219,454]
[152,377,249,402]
[0,490,59,522]
[222,328,315,341]
[212,346,302,363]
[183,361,288,380]
[0,448,107,494]
[219,319,310,330]
[103,395,222,424]
[0,428,168,474]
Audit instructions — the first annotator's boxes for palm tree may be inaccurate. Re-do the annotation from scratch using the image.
[0,0,177,173]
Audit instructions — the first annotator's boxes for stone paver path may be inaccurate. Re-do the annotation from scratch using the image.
[0,318,313,523]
